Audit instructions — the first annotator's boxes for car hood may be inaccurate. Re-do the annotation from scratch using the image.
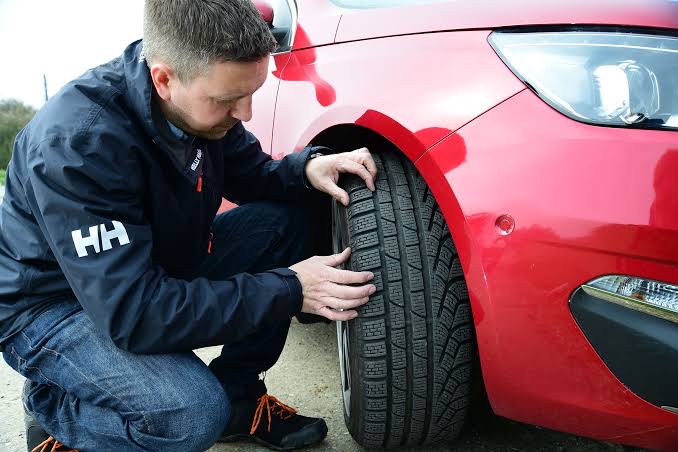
[334,0,678,43]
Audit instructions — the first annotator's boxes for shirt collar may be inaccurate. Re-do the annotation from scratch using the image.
[166,120,192,143]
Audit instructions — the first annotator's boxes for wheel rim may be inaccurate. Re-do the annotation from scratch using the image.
[332,199,352,417]
[337,319,351,415]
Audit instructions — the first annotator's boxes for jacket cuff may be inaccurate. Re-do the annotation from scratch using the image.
[286,145,331,191]
[267,267,303,316]
[302,146,330,189]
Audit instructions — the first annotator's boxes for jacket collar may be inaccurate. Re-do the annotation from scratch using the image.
[121,40,199,179]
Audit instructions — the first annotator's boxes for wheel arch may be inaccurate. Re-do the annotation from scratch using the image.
[307,124,495,383]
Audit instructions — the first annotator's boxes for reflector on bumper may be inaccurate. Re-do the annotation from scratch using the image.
[582,276,678,324]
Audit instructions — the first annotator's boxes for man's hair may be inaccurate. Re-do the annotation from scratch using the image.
[143,0,277,82]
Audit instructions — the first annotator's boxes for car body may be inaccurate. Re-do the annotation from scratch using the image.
[244,0,678,449]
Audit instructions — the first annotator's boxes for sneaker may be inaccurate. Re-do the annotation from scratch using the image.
[220,393,328,451]
[23,380,48,451]
[23,380,78,452]
[29,437,79,452]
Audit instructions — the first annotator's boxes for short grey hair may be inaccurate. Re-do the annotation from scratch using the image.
[143,0,277,82]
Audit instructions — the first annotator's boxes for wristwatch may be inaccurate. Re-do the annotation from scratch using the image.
[303,151,325,189]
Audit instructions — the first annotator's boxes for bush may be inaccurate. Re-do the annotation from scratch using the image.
[0,99,36,169]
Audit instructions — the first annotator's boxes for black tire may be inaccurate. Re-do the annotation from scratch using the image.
[333,152,474,448]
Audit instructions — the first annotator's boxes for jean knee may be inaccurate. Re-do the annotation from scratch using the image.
[192,388,229,449]
[137,384,229,451]
[190,388,229,450]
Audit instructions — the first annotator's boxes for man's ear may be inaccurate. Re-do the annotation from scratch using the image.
[149,62,176,101]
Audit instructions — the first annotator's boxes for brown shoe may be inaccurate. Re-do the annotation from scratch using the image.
[31,436,79,452]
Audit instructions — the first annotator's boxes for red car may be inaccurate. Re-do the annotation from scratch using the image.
[246,0,678,449]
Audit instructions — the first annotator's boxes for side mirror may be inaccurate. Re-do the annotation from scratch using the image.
[254,1,274,25]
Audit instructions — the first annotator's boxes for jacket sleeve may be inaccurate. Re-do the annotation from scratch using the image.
[23,131,303,354]
[221,122,328,204]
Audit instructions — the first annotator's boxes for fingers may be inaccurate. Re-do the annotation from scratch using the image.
[338,158,376,191]
[315,294,370,321]
[326,266,374,285]
[310,280,375,321]
[325,282,376,301]
[321,247,351,266]
[352,147,378,180]
[302,290,370,321]
[313,148,377,203]
[319,295,370,311]
[318,248,375,286]
[323,181,350,206]
[318,249,374,283]
[318,307,359,321]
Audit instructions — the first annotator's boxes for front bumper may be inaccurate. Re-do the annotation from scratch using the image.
[417,88,678,450]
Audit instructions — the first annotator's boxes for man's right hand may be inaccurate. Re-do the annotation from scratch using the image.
[290,247,375,321]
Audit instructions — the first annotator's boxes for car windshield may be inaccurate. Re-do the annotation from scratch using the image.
[330,0,450,8]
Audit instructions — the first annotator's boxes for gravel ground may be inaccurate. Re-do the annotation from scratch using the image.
[0,319,641,452]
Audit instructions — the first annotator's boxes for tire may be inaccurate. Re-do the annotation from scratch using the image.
[333,151,474,448]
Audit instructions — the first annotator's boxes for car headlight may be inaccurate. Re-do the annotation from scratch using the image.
[489,30,678,130]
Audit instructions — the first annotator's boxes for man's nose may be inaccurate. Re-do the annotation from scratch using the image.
[231,96,253,122]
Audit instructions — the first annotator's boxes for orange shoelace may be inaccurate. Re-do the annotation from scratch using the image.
[31,436,79,452]
[249,394,297,435]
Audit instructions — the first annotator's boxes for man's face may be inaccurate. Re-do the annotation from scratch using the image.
[155,56,269,140]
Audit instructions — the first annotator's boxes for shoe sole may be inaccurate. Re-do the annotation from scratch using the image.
[220,420,328,451]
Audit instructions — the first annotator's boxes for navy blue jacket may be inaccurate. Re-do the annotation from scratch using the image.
[0,41,319,353]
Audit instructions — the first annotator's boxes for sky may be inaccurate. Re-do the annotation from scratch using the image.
[0,0,144,108]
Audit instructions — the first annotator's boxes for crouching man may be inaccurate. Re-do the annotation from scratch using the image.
[0,0,377,450]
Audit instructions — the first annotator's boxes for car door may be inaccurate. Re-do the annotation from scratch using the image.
[246,0,295,154]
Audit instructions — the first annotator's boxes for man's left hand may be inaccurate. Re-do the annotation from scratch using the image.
[305,147,377,205]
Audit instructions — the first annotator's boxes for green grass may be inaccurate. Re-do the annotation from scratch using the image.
[0,168,5,186]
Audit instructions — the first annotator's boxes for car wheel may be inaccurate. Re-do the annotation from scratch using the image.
[332,151,474,447]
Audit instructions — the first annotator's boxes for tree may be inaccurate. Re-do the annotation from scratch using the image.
[0,99,37,169]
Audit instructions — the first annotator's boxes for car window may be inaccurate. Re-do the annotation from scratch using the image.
[330,0,450,8]
[268,0,294,52]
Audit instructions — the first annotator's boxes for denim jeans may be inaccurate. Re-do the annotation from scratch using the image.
[2,201,313,451]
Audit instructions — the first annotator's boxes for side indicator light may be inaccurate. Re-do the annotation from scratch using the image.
[581,276,678,324]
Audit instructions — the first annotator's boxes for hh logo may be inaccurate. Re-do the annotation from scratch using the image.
[71,221,130,258]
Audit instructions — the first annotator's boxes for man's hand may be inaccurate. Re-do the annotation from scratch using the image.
[290,247,375,321]
[305,147,377,206]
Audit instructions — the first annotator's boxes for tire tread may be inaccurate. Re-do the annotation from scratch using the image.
[341,152,473,447]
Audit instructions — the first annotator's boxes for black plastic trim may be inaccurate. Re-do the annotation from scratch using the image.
[492,25,678,38]
[570,287,678,409]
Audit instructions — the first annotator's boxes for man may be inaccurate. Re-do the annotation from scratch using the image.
[0,0,377,450]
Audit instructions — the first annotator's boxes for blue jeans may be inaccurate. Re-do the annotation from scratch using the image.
[2,201,313,451]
